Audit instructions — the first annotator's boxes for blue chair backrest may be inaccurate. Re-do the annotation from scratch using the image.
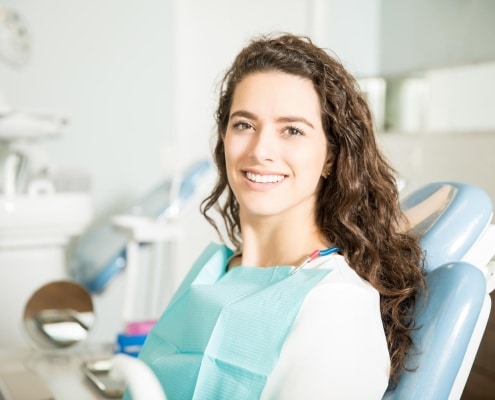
[384,181,492,399]
[383,262,486,399]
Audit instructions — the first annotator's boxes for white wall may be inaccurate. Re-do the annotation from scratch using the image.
[424,62,495,133]
[377,59,495,204]
[311,0,381,77]
[0,0,174,221]
[379,132,495,203]
[380,0,495,76]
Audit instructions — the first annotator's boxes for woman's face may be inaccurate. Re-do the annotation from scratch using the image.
[224,71,328,222]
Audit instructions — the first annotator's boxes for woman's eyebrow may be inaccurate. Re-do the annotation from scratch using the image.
[230,110,257,120]
[230,111,315,129]
[276,116,315,129]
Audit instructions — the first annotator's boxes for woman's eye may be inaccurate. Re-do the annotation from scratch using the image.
[232,121,253,130]
[285,126,304,136]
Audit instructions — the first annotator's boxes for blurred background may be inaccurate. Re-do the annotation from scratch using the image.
[0,1,494,398]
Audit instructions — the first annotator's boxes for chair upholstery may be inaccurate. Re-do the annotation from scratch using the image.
[384,262,489,399]
[385,181,494,399]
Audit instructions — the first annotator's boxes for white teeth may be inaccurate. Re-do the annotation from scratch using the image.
[246,171,285,183]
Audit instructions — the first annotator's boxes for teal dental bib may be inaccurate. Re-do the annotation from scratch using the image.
[135,243,332,400]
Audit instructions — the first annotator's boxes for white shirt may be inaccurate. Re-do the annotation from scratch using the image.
[261,254,391,399]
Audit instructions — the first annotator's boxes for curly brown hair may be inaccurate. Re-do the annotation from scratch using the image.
[201,33,425,387]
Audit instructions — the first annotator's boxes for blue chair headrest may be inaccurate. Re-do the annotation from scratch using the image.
[401,182,493,273]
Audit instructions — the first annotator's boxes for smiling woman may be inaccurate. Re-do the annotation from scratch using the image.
[124,33,426,400]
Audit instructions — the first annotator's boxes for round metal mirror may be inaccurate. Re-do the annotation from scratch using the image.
[23,280,95,349]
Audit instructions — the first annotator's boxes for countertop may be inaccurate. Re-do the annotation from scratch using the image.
[0,343,118,400]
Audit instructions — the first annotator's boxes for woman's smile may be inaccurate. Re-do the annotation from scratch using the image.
[244,171,286,184]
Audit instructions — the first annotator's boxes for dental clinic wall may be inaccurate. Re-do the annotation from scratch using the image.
[1,0,381,342]
[376,0,495,203]
[0,0,174,216]
[5,0,493,343]
[0,0,184,342]
[0,0,178,342]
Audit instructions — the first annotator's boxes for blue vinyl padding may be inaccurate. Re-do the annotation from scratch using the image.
[384,261,486,399]
[401,182,492,272]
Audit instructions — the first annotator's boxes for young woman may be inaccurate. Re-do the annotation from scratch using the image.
[131,33,425,399]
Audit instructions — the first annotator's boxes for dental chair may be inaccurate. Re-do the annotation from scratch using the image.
[385,182,495,399]
[112,181,495,400]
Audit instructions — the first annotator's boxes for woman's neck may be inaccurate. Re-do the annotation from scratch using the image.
[235,217,329,268]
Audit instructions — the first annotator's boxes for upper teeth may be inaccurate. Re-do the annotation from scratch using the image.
[246,172,285,183]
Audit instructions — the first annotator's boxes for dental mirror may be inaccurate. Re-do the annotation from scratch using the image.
[23,280,95,350]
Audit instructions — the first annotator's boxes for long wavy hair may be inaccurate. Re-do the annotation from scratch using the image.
[201,33,425,387]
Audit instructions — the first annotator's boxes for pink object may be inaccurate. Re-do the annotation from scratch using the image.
[125,320,157,335]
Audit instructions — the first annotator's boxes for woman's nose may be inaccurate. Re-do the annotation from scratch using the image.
[249,128,276,162]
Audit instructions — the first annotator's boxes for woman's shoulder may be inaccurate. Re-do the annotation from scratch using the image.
[263,255,390,400]
[308,253,378,295]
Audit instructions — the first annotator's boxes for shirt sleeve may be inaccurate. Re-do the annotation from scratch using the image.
[261,278,390,400]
